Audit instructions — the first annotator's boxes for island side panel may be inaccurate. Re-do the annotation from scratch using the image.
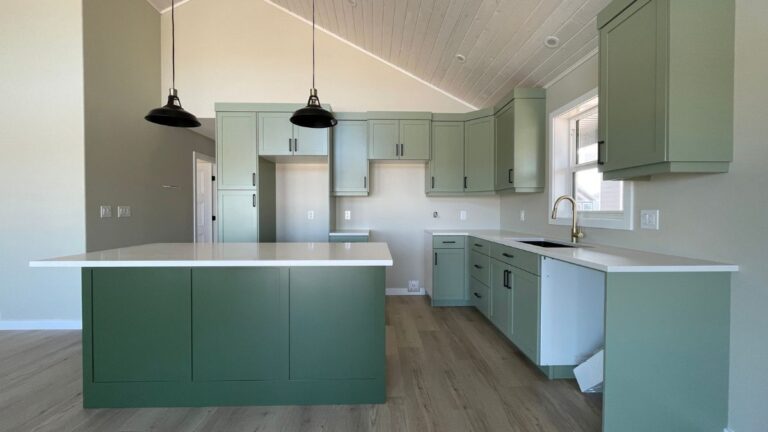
[603,272,730,432]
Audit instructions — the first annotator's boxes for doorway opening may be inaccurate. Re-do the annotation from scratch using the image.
[193,152,215,243]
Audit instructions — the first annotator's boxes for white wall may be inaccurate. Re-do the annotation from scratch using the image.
[276,164,330,242]
[160,0,472,116]
[336,164,500,289]
[0,0,85,325]
[499,2,768,430]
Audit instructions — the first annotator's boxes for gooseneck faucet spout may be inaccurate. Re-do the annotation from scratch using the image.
[552,195,584,244]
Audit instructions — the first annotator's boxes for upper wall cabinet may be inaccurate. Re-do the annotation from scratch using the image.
[368,117,430,161]
[258,112,329,158]
[464,116,495,193]
[217,112,258,190]
[428,122,464,193]
[494,90,546,193]
[597,0,734,180]
[332,120,369,196]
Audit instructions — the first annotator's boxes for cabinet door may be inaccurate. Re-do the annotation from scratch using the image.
[192,268,287,381]
[368,119,398,159]
[294,125,329,156]
[428,122,464,193]
[218,190,258,242]
[432,249,466,302]
[494,103,515,190]
[490,259,512,338]
[399,119,431,160]
[259,112,294,156]
[332,121,369,195]
[217,112,257,190]
[510,267,541,364]
[464,116,495,192]
[599,0,664,171]
[512,98,545,190]
[91,268,191,383]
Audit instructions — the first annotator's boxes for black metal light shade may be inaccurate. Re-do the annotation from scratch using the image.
[145,89,201,128]
[290,89,337,128]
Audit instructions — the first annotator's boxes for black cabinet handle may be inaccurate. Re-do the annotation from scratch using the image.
[364,176,367,188]
[508,168,514,184]
[598,141,605,165]
[464,176,468,189]
[434,253,437,266]
[504,270,512,289]
[395,143,399,157]
[294,138,298,152]
[431,176,435,189]
[474,243,483,247]
[473,292,482,299]
[400,143,404,157]
[442,241,456,244]
[252,194,256,207]
[252,173,256,186]
[473,264,483,269]
[502,252,514,258]
[289,138,293,152]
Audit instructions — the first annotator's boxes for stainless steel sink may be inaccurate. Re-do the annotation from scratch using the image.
[518,240,576,248]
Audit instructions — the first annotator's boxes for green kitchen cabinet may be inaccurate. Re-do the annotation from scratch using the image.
[91,268,191,383]
[464,116,495,192]
[490,259,512,338]
[216,112,258,190]
[431,247,467,306]
[289,267,385,381]
[469,277,491,319]
[427,122,464,193]
[192,268,288,382]
[510,266,541,364]
[494,91,545,193]
[332,120,369,196]
[597,0,734,180]
[217,190,258,242]
[368,119,430,160]
[259,112,328,157]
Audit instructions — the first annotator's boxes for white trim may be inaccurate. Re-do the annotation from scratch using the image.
[0,320,82,330]
[192,152,216,243]
[386,288,425,296]
[543,47,599,89]
[262,0,477,110]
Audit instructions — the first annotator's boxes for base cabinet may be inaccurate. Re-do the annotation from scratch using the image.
[490,259,513,338]
[510,267,541,364]
[432,248,467,306]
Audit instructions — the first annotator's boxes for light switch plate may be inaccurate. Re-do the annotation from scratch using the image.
[117,206,131,218]
[459,210,467,221]
[99,205,112,218]
[640,209,660,230]
[520,210,526,222]
[344,210,351,220]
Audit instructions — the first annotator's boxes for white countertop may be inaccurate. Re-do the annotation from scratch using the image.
[29,242,394,268]
[426,229,738,273]
[328,230,370,236]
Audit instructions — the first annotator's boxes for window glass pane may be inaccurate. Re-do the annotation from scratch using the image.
[574,168,623,212]
[575,111,598,164]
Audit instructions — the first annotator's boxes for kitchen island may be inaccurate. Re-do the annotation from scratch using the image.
[31,242,393,408]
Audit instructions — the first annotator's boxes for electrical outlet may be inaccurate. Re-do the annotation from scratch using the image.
[433,211,439,218]
[307,210,315,220]
[408,280,420,293]
[99,205,112,218]
[459,210,467,221]
[344,210,351,220]
[640,209,660,230]
[520,210,526,222]
[117,206,131,218]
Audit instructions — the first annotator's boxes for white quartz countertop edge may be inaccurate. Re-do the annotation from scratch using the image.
[426,230,738,273]
[30,259,393,268]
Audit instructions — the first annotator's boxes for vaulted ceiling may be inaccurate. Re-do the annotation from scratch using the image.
[145,0,609,108]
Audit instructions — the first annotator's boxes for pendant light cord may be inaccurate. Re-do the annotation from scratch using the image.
[312,0,316,90]
[171,0,176,90]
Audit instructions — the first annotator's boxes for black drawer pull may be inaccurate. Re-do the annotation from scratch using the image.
[473,264,483,269]
[502,252,514,258]
[442,241,456,244]
[598,140,605,165]
[474,243,483,247]
[473,292,482,299]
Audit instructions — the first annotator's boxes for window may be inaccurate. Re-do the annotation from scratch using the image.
[550,90,633,230]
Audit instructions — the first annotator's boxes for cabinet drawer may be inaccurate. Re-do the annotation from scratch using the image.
[432,235,465,249]
[469,250,490,286]
[469,278,490,319]
[470,237,491,255]
[491,244,540,275]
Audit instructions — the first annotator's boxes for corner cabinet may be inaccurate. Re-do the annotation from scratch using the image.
[494,90,545,193]
[368,118,430,161]
[332,120,369,196]
[597,0,735,180]
[464,116,495,192]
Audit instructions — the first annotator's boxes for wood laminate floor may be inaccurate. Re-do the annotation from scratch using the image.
[0,296,601,432]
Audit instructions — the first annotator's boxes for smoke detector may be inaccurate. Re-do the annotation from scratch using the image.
[455,54,467,63]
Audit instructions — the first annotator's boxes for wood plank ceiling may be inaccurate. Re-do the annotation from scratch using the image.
[147,0,611,109]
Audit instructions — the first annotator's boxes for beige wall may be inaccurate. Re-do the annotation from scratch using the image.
[499,3,768,429]
[84,0,214,252]
[160,0,472,116]
[0,0,85,324]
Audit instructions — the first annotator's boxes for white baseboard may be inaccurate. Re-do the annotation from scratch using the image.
[0,320,82,330]
[386,288,425,296]
[724,428,735,432]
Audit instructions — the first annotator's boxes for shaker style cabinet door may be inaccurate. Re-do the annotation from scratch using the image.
[293,125,328,156]
[398,120,431,160]
[464,116,494,192]
[216,112,257,190]
[368,119,399,160]
[490,259,512,339]
[258,112,294,156]
[332,121,369,195]
[510,267,541,364]
[217,190,259,242]
[428,122,464,193]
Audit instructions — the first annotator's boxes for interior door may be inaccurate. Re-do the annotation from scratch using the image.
[195,156,214,243]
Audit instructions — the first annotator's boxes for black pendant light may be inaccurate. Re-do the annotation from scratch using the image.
[145,0,200,128]
[290,0,337,129]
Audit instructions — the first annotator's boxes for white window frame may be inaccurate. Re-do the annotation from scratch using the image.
[548,89,634,231]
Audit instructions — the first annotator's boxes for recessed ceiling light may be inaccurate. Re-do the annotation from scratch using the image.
[455,54,466,63]
[544,36,560,48]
